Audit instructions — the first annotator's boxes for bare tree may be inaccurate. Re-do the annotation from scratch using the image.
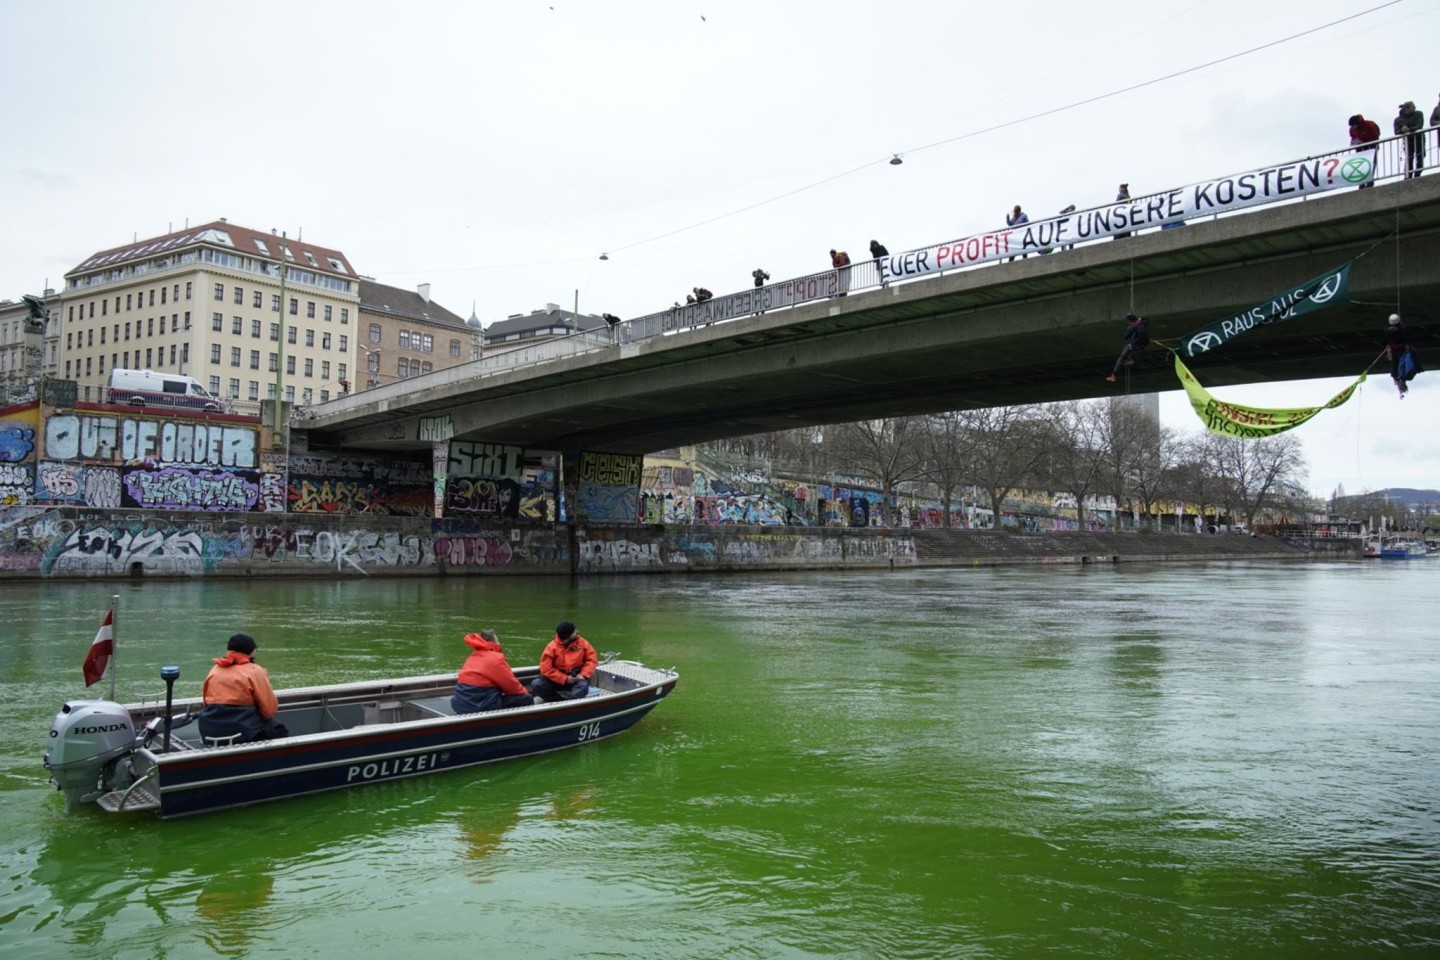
[951,404,1049,523]
[1041,401,1110,528]
[828,416,929,524]
[1212,433,1307,528]
[1100,401,1181,530]
[920,411,969,527]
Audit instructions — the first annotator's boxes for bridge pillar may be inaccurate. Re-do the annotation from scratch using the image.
[431,440,448,519]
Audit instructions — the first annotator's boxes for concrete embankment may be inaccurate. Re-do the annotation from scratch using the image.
[0,506,1343,580]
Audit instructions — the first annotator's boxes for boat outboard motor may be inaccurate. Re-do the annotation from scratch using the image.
[44,700,136,810]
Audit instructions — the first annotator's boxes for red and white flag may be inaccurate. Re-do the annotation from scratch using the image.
[83,610,114,687]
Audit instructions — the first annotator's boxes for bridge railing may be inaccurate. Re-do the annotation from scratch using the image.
[306,129,1433,421]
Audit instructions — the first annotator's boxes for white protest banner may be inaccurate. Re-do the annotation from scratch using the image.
[880,150,1377,284]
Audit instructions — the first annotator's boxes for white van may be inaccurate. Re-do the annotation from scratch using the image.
[106,368,225,412]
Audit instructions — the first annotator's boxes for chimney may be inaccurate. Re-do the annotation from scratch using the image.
[545,302,559,314]
[417,283,432,303]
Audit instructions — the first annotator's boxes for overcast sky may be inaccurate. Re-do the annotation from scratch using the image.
[2,0,1436,497]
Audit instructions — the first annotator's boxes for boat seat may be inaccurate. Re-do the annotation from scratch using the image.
[407,696,456,719]
[203,732,244,748]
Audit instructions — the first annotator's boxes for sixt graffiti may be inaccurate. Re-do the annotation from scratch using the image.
[449,441,523,480]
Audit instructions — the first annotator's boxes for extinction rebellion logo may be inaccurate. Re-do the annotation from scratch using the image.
[1340,157,1374,184]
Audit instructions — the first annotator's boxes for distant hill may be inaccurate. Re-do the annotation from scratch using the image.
[1380,488,1440,506]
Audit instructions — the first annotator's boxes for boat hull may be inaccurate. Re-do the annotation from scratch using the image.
[90,662,677,818]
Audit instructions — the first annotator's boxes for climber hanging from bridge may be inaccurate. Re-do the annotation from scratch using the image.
[1105,311,1150,382]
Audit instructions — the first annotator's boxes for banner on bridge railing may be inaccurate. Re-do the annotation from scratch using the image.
[880,150,1377,283]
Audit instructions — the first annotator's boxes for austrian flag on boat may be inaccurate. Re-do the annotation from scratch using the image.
[83,610,114,686]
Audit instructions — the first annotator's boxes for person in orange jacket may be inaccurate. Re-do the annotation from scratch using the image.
[197,633,286,744]
[529,621,598,703]
[451,629,533,713]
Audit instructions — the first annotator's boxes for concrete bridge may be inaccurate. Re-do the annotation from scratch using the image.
[305,173,1440,456]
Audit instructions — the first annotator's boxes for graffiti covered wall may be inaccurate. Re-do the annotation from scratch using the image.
[0,507,569,578]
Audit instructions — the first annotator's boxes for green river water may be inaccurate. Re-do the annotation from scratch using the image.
[1,562,1437,959]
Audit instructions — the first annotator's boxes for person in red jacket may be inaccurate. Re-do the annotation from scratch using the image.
[451,629,533,713]
[198,633,286,744]
[1349,113,1381,189]
[529,621,598,703]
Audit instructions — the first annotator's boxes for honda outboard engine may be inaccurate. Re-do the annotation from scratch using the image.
[44,700,136,810]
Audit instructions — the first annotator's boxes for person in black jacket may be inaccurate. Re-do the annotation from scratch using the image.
[1106,311,1150,381]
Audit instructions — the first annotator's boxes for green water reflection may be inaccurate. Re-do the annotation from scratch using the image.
[2,563,1437,959]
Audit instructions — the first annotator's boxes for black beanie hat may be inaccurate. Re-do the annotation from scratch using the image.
[556,621,576,640]
[227,633,257,655]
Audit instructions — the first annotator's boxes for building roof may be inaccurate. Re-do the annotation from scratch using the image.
[67,219,356,279]
[485,305,607,339]
[358,279,467,330]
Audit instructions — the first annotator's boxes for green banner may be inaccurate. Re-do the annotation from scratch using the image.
[1175,355,1365,438]
[1178,263,1351,359]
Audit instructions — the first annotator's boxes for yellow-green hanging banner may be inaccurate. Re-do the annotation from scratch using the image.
[1175,355,1366,438]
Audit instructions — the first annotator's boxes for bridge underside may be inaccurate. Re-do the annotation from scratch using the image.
[308,177,1440,455]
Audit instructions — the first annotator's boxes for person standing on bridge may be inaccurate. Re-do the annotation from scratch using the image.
[1431,94,1440,156]
[1106,311,1150,382]
[1349,113,1382,189]
[1113,184,1132,238]
[868,240,890,287]
[830,249,852,297]
[1005,206,1029,261]
[1395,101,1426,179]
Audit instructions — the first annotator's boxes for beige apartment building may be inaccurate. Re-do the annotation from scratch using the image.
[59,220,360,407]
[356,279,476,390]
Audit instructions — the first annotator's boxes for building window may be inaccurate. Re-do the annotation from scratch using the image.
[230,346,241,367]
[148,290,155,307]
[269,353,278,372]
[322,332,331,349]
[101,299,108,316]
[160,288,166,305]
[233,287,244,305]
[249,350,260,369]
[232,316,243,335]
[305,329,315,347]
[182,343,189,363]
[304,251,318,266]
[324,305,333,321]
[421,361,432,375]
[228,378,240,399]
[269,322,280,341]
[286,356,296,375]
[184,311,192,330]
[214,283,224,300]
[248,381,260,401]
[399,330,411,349]
[271,294,281,312]
[302,387,313,403]
[338,363,348,380]
[209,376,221,395]
[398,358,410,377]
[368,323,381,343]
[306,301,316,318]
[251,319,261,338]
[287,326,296,344]
[321,360,331,379]
[147,318,154,337]
[253,291,263,308]
[289,298,298,315]
[185,282,192,299]
[212,312,223,331]
[340,308,349,325]
[450,339,461,357]
[339,335,348,351]
[304,358,314,377]
[285,385,295,402]
[320,389,330,402]
[169,345,177,365]
[421,334,433,353]
[125,294,132,311]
